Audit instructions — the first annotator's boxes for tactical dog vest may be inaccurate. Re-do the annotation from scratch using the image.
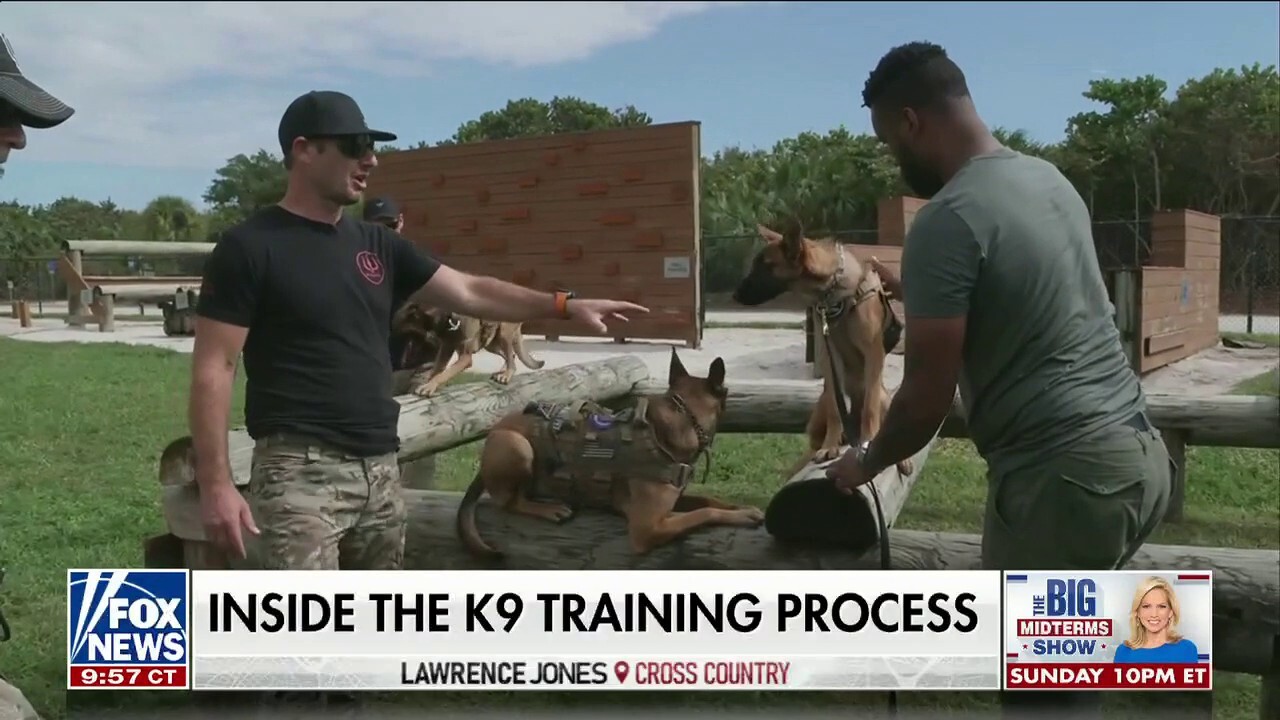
[522,397,699,509]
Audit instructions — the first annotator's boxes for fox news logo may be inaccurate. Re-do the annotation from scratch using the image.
[67,569,190,690]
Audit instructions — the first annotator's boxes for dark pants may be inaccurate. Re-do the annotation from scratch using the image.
[981,412,1183,719]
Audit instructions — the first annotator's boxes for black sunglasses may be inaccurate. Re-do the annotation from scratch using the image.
[309,133,375,159]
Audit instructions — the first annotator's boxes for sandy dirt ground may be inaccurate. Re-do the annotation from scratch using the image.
[3,312,1275,396]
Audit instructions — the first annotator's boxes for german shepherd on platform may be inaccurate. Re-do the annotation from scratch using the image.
[455,349,762,558]
[732,224,912,480]
[391,299,546,397]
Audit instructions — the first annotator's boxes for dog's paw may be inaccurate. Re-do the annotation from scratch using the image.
[896,459,914,476]
[411,383,438,398]
[733,507,766,526]
[549,504,575,523]
[811,446,842,464]
[490,371,513,385]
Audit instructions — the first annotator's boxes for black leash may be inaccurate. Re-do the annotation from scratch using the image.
[0,567,10,643]
[817,312,897,716]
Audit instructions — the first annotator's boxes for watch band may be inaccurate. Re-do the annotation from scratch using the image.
[553,290,575,319]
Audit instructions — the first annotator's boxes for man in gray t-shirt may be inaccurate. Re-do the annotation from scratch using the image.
[825,40,1175,718]
[824,40,1172,717]
[824,41,1172,712]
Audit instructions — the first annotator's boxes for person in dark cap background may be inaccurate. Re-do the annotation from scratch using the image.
[0,33,75,179]
[362,195,422,371]
[189,89,647,579]
[363,195,403,232]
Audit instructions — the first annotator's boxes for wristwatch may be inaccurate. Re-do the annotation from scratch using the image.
[553,290,576,319]
[853,440,875,473]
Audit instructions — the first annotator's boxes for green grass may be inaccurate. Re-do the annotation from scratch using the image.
[1221,331,1280,348]
[0,337,1275,719]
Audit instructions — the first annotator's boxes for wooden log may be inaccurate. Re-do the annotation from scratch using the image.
[763,439,935,555]
[62,248,87,328]
[1261,672,1280,720]
[62,239,216,255]
[159,355,651,490]
[84,274,203,286]
[99,294,115,332]
[633,380,937,554]
[649,382,1280,449]
[147,480,1279,676]
[398,490,1278,676]
[93,283,194,305]
[1163,429,1188,522]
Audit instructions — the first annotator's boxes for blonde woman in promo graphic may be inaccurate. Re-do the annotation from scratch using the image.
[1112,576,1199,664]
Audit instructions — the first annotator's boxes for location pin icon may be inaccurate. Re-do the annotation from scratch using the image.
[614,661,630,683]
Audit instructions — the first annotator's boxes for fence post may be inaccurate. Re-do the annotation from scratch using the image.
[1246,244,1256,334]
[65,249,86,328]
[1112,269,1140,372]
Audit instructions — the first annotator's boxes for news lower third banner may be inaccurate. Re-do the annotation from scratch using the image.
[1003,570,1214,691]
[68,568,1002,691]
[65,567,1213,693]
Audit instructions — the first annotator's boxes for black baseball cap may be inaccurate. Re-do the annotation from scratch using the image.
[277,90,396,155]
[363,197,400,222]
[0,34,75,129]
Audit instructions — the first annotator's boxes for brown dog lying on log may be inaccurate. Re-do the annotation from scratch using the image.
[456,348,763,558]
[391,298,546,397]
[733,223,911,480]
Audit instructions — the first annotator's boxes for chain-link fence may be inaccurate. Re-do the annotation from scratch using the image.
[1219,216,1280,335]
[1,252,206,318]
[4,216,1276,335]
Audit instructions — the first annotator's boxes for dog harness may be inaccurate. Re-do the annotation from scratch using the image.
[521,395,713,510]
[812,243,903,355]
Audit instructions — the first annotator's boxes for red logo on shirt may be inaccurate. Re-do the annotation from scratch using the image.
[356,251,384,285]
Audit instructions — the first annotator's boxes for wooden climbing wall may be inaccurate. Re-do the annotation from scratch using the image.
[364,121,703,347]
[1136,210,1221,374]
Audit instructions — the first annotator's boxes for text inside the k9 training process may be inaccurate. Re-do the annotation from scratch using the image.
[206,589,981,634]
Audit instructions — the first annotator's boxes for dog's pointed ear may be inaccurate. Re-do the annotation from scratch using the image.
[780,225,807,264]
[757,224,783,244]
[707,356,726,390]
[668,347,689,384]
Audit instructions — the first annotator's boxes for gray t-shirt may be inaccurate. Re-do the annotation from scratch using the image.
[901,147,1145,474]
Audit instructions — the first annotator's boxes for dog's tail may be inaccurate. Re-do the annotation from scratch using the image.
[455,473,504,561]
[514,332,546,371]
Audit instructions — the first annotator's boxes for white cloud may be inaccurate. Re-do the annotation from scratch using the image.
[3,1,737,170]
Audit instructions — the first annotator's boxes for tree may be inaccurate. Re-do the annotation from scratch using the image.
[1160,63,1280,217]
[203,150,288,232]
[1062,75,1170,232]
[444,96,652,145]
[142,195,202,242]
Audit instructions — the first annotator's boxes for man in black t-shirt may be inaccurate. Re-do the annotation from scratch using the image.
[190,90,647,570]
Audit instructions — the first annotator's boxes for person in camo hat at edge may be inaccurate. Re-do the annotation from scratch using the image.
[2,33,74,720]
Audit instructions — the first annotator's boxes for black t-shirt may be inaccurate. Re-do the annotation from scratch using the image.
[196,205,441,456]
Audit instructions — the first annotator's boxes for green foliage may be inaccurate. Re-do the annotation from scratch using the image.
[2,68,1276,297]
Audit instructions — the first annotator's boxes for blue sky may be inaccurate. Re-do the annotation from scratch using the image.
[2,1,1277,213]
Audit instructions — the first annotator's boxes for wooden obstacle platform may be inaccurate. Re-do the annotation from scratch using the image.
[141,355,1279,717]
[55,239,211,334]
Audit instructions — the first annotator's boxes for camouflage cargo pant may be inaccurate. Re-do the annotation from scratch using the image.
[0,674,38,720]
[248,433,406,570]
